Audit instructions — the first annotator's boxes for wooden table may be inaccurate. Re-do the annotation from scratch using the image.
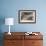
[4,32,43,46]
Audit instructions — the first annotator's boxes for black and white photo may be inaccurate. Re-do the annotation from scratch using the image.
[18,10,36,24]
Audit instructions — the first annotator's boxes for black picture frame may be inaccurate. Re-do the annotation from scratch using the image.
[18,10,36,24]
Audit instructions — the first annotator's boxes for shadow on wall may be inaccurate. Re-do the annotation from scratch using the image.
[0,16,5,46]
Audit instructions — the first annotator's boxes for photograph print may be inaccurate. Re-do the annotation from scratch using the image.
[18,10,36,24]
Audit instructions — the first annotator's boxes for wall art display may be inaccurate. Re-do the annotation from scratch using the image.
[18,10,36,24]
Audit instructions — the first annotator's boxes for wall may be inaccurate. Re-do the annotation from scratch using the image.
[0,0,46,32]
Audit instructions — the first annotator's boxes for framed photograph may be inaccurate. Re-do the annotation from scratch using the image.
[18,10,36,24]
